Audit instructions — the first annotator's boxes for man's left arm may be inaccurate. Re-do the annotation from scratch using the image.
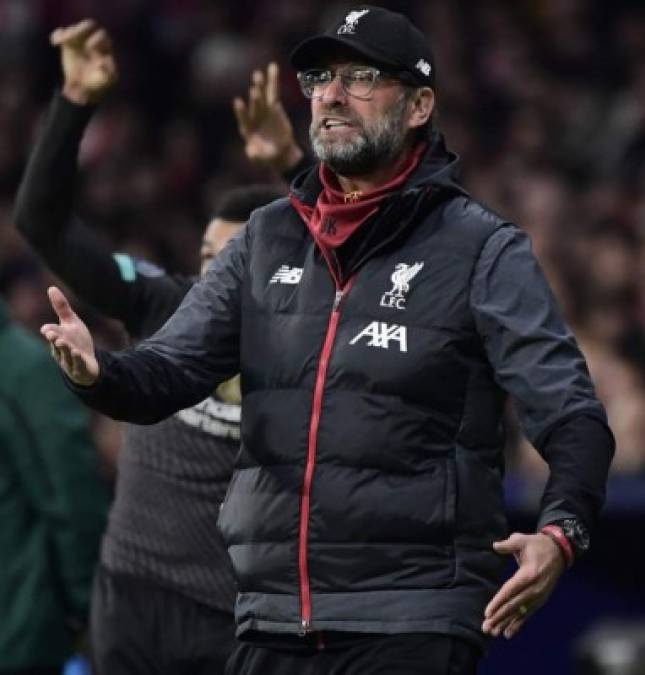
[470,225,614,638]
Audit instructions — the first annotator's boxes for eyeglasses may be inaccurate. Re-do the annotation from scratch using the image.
[297,65,405,100]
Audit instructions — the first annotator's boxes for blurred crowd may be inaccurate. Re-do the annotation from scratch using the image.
[0,0,643,479]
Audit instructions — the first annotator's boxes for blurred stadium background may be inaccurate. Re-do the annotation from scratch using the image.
[0,1,644,673]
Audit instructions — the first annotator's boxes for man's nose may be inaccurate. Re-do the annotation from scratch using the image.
[320,74,347,105]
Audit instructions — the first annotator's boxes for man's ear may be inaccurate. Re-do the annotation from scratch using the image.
[408,87,434,130]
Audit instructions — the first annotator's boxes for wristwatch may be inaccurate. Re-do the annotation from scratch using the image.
[554,517,591,558]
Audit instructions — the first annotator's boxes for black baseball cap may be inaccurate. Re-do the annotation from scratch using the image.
[290,5,435,87]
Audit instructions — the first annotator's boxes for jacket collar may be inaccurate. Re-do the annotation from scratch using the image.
[289,131,468,283]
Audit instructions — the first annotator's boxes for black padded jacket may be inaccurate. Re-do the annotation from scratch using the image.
[68,133,614,647]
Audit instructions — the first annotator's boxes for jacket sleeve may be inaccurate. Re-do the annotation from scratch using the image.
[470,225,614,531]
[13,93,190,338]
[8,350,110,621]
[67,220,250,424]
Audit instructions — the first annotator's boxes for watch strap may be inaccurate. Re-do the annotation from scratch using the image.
[541,524,575,569]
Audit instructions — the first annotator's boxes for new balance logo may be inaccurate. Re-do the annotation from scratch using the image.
[349,322,408,352]
[270,265,303,285]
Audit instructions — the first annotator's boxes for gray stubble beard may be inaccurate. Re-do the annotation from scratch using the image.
[310,95,411,177]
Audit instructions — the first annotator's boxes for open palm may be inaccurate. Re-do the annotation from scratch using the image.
[41,286,99,386]
[234,62,303,172]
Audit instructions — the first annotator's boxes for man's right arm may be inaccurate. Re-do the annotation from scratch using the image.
[42,219,250,425]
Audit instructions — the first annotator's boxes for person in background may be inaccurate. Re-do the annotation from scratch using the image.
[0,297,109,675]
[14,19,301,675]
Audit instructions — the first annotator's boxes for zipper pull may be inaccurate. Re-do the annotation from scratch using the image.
[300,618,311,636]
[332,290,343,312]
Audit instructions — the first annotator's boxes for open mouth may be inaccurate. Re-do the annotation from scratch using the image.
[321,117,354,130]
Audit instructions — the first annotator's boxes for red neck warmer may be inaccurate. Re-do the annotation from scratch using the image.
[290,142,427,254]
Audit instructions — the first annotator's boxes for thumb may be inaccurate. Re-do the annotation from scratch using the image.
[493,532,526,555]
[47,286,77,323]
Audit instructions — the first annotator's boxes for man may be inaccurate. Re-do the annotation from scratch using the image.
[0,298,109,675]
[40,7,614,675]
[14,20,292,675]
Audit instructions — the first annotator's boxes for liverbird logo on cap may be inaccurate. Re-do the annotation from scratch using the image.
[337,9,370,35]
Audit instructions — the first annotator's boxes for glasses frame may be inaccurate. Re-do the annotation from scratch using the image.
[297,65,409,101]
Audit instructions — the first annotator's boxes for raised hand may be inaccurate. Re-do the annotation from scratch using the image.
[234,62,304,173]
[481,532,565,639]
[50,19,118,105]
[41,286,100,386]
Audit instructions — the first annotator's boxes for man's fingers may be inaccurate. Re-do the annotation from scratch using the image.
[47,286,76,323]
[484,592,533,632]
[41,324,60,340]
[59,344,74,374]
[85,27,113,55]
[251,69,268,113]
[483,612,514,637]
[71,350,88,378]
[42,325,67,356]
[85,55,118,90]
[266,62,279,106]
[45,331,74,373]
[485,609,527,638]
[50,19,97,47]
[252,69,265,88]
[50,344,72,376]
[248,84,263,123]
[233,97,249,136]
[503,614,527,639]
[488,605,530,640]
[485,574,532,616]
[49,342,61,362]
[484,569,535,618]
[50,29,66,46]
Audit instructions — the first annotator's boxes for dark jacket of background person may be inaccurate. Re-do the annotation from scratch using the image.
[0,299,109,671]
[67,132,614,649]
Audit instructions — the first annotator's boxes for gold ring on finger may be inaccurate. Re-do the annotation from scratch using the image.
[518,604,528,617]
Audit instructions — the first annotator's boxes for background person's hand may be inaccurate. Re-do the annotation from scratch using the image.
[234,62,303,173]
[482,532,565,639]
[41,286,100,386]
[51,19,118,105]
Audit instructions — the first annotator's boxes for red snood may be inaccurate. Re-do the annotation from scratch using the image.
[290,143,427,256]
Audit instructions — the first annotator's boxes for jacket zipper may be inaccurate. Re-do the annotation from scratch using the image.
[299,282,352,635]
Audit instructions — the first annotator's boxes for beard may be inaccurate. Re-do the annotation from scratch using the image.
[309,95,410,177]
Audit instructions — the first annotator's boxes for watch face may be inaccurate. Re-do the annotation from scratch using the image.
[561,518,590,553]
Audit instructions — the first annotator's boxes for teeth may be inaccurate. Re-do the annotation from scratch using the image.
[325,120,347,129]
